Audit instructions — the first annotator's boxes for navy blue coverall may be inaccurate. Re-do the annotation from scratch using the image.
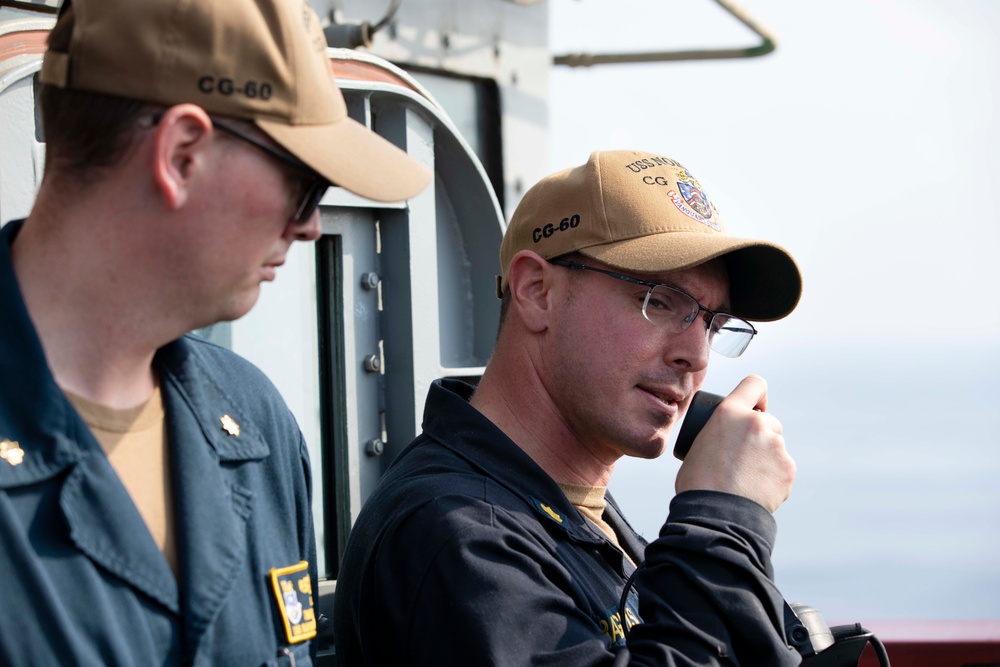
[0,221,318,666]
[334,379,801,666]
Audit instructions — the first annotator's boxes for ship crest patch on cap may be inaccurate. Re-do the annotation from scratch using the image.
[669,170,721,231]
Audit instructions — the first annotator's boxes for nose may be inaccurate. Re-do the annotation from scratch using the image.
[664,317,712,373]
[286,209,322,242]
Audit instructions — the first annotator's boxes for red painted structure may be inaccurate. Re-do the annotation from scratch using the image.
[854,620,1000,667]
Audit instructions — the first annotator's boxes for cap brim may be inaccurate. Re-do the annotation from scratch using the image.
[579,232,802,321]
[257,116,431,203]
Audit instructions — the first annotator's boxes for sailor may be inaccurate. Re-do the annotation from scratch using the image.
[0,0,428,664]
[334,150,803,665]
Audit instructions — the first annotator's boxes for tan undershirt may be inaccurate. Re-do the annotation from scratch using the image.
[64,385,178,577]
[559,482,635,566]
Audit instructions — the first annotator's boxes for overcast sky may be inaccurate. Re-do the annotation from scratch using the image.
[548,0,1000,621]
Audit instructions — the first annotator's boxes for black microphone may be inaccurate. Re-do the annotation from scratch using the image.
[673,390,724,461]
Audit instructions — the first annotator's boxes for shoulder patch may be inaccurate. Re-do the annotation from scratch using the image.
[269,561,317,643]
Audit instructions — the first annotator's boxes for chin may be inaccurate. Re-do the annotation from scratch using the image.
[217,291,261,325]
[625,437,670,461]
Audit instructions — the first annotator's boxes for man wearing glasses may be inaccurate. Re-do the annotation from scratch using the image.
[335,150,803,665]
[0,0,428,664]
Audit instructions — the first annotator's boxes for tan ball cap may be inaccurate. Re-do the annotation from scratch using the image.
[499,150,802,321]
[39,0,430,202]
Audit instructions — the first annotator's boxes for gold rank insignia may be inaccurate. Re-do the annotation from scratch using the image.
[540,502,563,523]
[220,414,240,436]
[531,496,564,524]
[1,439,24,466]
[269,561,317,643]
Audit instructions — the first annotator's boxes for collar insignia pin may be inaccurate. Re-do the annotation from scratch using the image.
[220,415,240,437]
[1,439,25,466]
[540,502,563,524]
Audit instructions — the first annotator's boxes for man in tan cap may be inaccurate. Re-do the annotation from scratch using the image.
[335,150,803,665]
[0,0,428,664]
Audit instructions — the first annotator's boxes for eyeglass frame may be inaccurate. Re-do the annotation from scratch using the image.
[149,114,330,223]
[210,118,330,223]
[549,258,758,357]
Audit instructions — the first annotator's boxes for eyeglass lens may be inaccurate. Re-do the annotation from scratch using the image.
[642,285,754,358]
[211,119,328,223]
[293,177,329,223]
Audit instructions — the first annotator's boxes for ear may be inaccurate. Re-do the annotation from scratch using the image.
[507,250,560,333]
[150,104,213,211]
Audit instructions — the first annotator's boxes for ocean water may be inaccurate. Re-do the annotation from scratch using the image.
[608,342,1000,621]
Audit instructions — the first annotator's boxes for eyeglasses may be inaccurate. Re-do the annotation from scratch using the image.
[210,118,330,223]
[550,259,757,358]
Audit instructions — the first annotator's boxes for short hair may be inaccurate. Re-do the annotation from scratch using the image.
[39,86,150,181]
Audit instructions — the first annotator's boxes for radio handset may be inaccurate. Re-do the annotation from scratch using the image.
[673,390,726,461]
[673,391,891,666]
